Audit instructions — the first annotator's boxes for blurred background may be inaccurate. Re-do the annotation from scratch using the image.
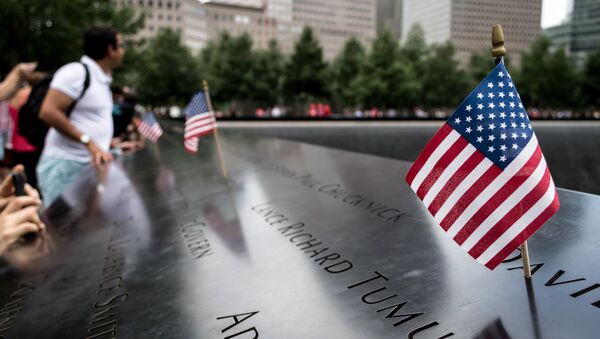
[1,0,598,120]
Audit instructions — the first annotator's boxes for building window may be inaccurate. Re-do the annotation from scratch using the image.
[167,1,172,9]
[158,1,162,8]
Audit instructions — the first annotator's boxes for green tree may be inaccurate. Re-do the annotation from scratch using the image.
[420,42,469,108]
[198,32,255,107]
[136,29,200,106]
[250,40,285,107]
[400,24,428,107]
[581,47,600,109]
[329,37,365,108]
[401,24,428,64]
[0,0,143,75]
[283,26,328,102]
[353,29,418,109]
[518,36,579,109]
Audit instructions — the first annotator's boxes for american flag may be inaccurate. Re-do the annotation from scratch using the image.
[405,59,560,270]
[137,112,163,143]
[184,91,216,153]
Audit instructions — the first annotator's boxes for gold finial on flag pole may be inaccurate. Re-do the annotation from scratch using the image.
[491,24,506,58]
[491,24,531,278]
[203,79,229,179]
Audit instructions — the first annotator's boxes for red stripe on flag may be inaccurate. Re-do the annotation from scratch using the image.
[484,191,560,269]
[185,121,215,139]
[427,151,485,215]
[439,164,502,231]
[453,148,543,245]
[468,167,552,259]
[416,136,469,199]
[405,124,453,186]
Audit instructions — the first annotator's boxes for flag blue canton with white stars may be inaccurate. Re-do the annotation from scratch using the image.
[185,91,210,118]
[448,59,531,169]
[142,111,159,125]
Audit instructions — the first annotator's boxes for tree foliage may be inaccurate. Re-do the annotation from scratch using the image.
[352,30,418,109]
[420,42,469,109]
[283,26,328,102]
[329,37,365,109]
[0,0,143,75]
[136,29,200,106]
[250,40,284,106]
[401,24,428,64]
[581,47,600,109]
[518,36,580,109]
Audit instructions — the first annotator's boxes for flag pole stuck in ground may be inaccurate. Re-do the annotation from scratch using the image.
[203,80,229,179]
[405,23,560,273]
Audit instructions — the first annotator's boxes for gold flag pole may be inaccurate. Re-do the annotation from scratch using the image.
[492,24,532,279]
[203,80,229,179]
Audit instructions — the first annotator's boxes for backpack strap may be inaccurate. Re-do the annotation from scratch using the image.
[65,62,90,116]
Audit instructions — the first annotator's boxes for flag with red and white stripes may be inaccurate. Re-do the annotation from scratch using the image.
[405,59,559,270]
[137,112,163,143]
[183,91,216,153]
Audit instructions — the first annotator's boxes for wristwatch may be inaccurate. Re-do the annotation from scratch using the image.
[79,134,91,145]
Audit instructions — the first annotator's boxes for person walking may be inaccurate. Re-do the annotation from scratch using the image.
[37,26,125,205]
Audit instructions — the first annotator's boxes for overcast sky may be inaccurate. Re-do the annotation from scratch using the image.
[542,0,572,28]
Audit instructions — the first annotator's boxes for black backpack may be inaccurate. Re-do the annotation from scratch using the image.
[18,62,90,149]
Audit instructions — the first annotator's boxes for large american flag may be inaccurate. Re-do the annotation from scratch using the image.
[184,91,216,153]
[137,112,163,143]
[405,59,560,270]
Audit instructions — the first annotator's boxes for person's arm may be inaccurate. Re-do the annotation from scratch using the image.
[0,63,37,101]
[39,89,112,165]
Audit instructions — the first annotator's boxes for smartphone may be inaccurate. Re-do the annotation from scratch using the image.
[12,172,37,242]
[12,172,27,196]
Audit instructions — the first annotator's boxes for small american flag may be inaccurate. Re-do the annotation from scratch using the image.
[405,59,559,270]
[137,112,163,143]
[184,91,216,153]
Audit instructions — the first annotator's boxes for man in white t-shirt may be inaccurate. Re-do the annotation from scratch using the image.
[37,26,125,205]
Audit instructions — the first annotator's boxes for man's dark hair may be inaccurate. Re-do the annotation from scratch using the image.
[84,26,118,60]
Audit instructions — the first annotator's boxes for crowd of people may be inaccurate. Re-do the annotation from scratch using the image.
[0,26,146,256]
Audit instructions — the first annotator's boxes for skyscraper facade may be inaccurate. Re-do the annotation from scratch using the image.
[546,0,600,65]
[376,0,403,41]
[402,0,542,66]
[116,0,376,59]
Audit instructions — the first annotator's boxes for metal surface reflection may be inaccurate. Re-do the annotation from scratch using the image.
[0,123,598,338]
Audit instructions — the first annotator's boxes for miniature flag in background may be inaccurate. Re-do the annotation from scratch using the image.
[184,91,216,153]
[405,59,560,270]
[137,112,163,143]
